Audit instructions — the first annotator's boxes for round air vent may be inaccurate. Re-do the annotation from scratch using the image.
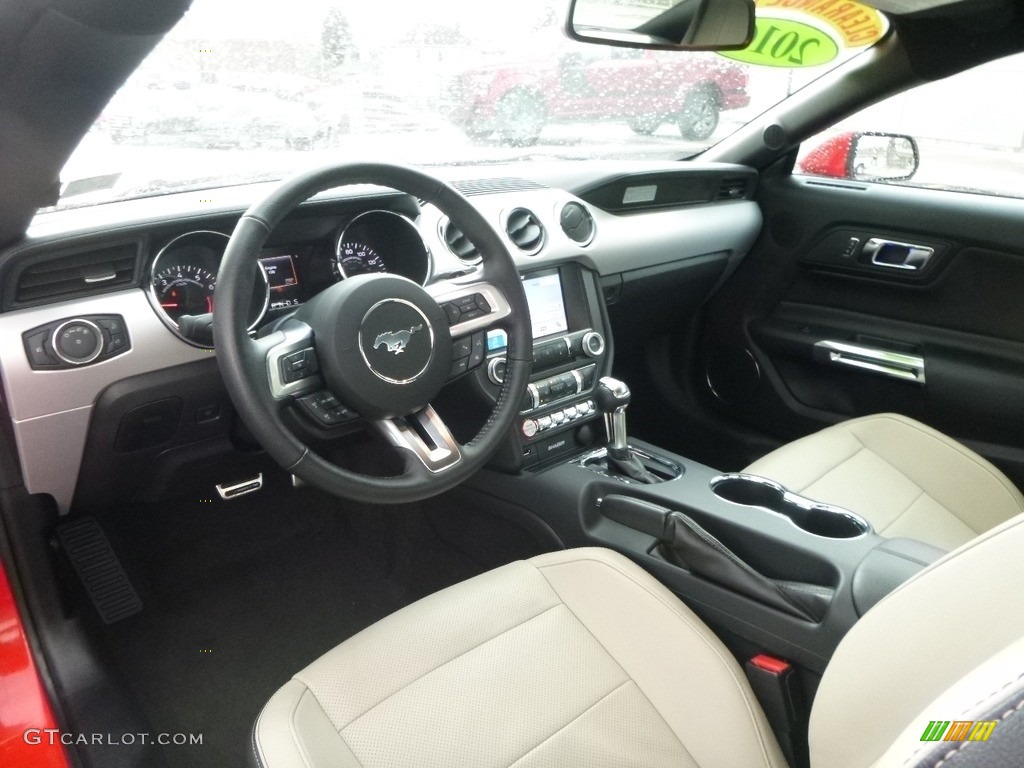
[441,220,481,263]
[504,208,545,254]
[559,201,595,245]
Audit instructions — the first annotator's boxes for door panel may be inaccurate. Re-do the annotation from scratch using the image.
[699,173,1024,487]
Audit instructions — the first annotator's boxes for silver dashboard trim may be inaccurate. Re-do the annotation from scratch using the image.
[0,288,215,512]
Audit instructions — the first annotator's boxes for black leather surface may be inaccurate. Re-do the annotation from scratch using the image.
[213,162,533,503]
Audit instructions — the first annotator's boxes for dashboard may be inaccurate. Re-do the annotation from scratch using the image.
[0,161,762,513]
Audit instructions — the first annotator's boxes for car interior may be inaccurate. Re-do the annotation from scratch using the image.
[2,1,1024,767]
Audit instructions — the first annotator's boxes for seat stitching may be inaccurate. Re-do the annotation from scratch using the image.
[504,679,695,768]
[336,602,563,733]
[875,486,927,536]
[853,414,1024,515]
[535,557,783,768]
[288,688,317,768]
[794,444,865,495]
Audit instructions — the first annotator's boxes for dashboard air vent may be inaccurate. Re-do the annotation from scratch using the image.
[505,208,545,253]
[454,178,545,196]
[559,201,595,245]
[717,177,750,201]
[441,220,481,263]
[12,242,140,307]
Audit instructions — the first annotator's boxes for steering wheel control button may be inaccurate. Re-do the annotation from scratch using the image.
[469,332,486,368]
[280,348,319,384]
[449,357,469,379]
[452,337,473,359]
[297,391,358,427]
[442,293,493,326]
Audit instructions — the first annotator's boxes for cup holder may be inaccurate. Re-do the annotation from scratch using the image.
[710,474,871,539]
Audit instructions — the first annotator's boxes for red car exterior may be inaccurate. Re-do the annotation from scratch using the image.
[444,48,749,146]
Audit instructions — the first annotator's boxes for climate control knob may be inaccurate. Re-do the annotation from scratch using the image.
[51,319,103,365]
[582,331,605,357]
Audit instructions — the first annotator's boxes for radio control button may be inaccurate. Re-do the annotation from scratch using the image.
[582,331,605,357]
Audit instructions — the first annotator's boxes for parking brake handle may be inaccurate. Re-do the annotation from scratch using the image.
[598,494,833,622]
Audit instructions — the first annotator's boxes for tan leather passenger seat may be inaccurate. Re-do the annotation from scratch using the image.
[252,521,1024,768]
[743,413,1024,551]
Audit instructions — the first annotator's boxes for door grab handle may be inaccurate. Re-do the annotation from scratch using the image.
[813,340,925,384]
[862,238,933,271]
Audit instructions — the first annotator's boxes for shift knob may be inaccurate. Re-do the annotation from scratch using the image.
[595,377,631,413]
[596,377,630,453]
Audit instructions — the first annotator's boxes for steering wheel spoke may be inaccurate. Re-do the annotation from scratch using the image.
[427,280,512,337]
[215,162,531,502]
[256,321,323,400]
[374,405,462,474]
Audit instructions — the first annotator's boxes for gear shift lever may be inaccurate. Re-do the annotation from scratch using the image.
[595,377,658,483]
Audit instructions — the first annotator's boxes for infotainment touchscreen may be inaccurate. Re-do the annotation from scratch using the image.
[486,269,568,353]
[522,269,568,339]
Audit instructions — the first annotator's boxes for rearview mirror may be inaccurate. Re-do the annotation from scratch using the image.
[566,0,755,50]
[800,132,920,182]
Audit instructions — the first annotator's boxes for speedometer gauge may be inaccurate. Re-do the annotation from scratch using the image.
[152,264,217,322]
[337,242,386,278]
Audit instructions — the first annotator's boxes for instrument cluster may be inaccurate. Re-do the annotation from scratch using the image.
[148,209,431,348]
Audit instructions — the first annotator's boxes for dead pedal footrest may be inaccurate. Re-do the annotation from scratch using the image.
[57,517,142,624]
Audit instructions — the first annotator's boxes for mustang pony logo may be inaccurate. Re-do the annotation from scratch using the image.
[373,324,423,355]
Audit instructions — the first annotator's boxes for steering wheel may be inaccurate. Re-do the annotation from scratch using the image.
[212,163,532,504]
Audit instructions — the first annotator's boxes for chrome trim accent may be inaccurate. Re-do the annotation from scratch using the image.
[436,216,483,265]
[570,368,584,392]
[814,340,925,384]
[357,299,434,384]
[862,238,934,271]
[148,229,270,349]
[575,446,682,483]
[50,319,104,365]
[486,356,506,385]
[556,201,596,247]
[216,473,263,500]
[501,207,546,256]
[84,273,117,284]
[710,473,871,540]
[581,330,605,357]
[377,405,461,473]
[336,210,430,285]
[265,323,322,399]
[526,383,540,410]
[426,280,512,336]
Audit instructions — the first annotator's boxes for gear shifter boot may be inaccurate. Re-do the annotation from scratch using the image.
[607,448,659,483]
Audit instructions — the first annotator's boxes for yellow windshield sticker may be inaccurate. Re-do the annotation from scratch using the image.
[720,19,838,67]
[758,0,886,47]
[721,0,886,68]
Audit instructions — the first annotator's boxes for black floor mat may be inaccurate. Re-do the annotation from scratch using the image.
[89,484,539,768]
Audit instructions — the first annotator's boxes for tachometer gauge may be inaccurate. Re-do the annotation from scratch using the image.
[148,230,269,349]
[152,264,217,323]
[337,241,386,278]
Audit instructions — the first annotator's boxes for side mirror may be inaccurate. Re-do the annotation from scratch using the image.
[800,132,920,182]
[566,0,755,51]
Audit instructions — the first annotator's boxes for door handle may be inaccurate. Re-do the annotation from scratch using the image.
[813,340,926,384]
[862,238,933,271]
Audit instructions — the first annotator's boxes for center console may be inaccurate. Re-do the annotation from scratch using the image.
[478,264,611,469]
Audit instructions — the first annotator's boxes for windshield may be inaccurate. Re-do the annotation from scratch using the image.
[53,0,886,208]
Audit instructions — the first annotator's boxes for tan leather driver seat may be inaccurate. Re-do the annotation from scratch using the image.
[252,516,1024,768]
[744,413,1024,551]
